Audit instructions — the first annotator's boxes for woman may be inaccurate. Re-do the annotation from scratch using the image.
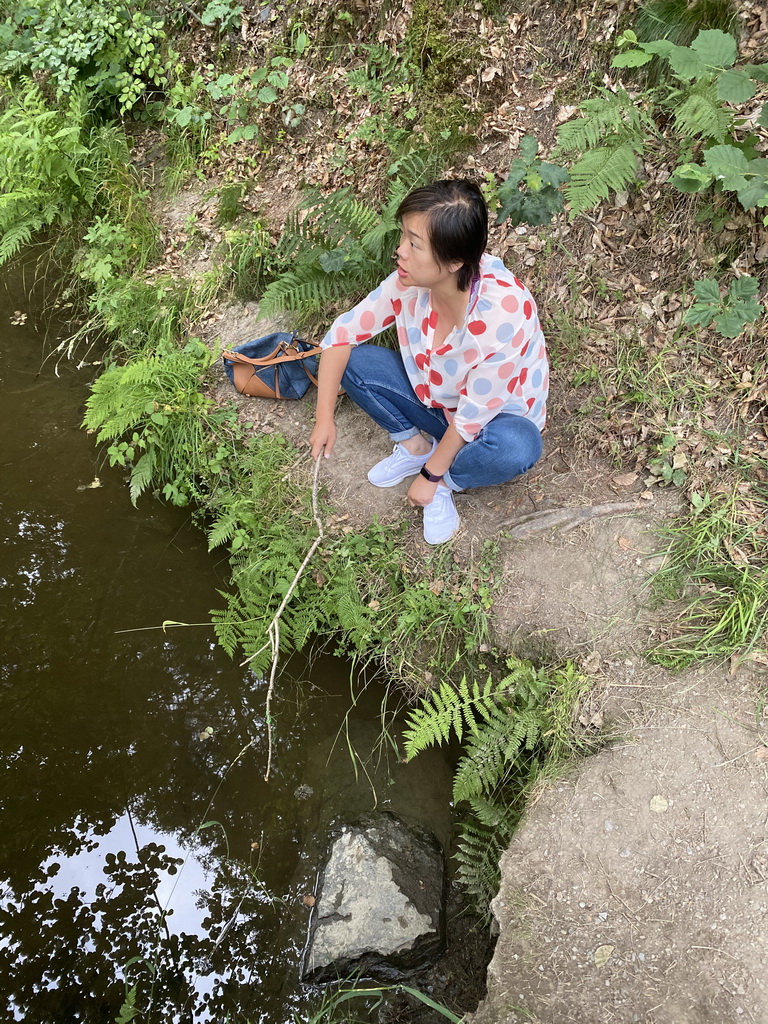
[310,179,547,544]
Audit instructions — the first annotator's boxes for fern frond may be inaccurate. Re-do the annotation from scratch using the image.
[556,89,647,153]
[565,144,642,214]
[129,451,154,506]
[673,81,733,141]
[453,820,508,911]
[403,675,510,758]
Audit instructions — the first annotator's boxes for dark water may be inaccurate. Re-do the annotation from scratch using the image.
[0,265,455,1023]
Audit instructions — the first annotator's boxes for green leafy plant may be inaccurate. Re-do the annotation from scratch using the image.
[259,150,444,325]
[683,274,762,337]
[647,432,688,487]
[404,659,591,912]
[200,0,243,33]
[83,338,221,506]
[495,136,569,227]
[554,87,656,215]
[0,0,167,112]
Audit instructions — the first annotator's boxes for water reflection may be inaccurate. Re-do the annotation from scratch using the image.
[0,265,455,1022]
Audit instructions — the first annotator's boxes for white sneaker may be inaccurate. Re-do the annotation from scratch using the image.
[423,486,460,545]
[367,439,436,487]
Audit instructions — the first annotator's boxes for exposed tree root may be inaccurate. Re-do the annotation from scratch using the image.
[497,501,639,540]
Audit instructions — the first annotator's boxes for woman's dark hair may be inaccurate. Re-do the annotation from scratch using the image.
[396,179,488,292]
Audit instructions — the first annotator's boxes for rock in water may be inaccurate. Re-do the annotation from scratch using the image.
[303,813,445,981]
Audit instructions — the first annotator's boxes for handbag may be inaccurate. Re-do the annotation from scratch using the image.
[222,332,321,399]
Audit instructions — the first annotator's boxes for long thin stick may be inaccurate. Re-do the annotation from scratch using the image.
[240,454,325,781]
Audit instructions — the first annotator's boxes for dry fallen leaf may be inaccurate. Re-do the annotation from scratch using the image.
[302,894,316,907]
[649,795,668,814]
[613,472,638,488]
[755,747,768,761]
[618,536,631,551]
[594,944,614,968]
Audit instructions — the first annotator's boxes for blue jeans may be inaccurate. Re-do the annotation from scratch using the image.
[341,344,543,492]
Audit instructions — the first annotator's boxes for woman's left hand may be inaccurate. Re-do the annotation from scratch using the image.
[407,475,439,508]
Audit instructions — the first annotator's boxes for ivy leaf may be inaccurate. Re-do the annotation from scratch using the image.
[717,69,756,104]
[690,29,738,70]
[612,50,654,68]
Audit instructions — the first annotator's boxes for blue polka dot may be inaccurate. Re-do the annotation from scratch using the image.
[490,257,505,273]
[369,286,382,301]
[419,293,429,309]
[402,354,417,375]
[531,368,542,389]
[484,350,506,363]
[531,399,541,420]
[407,327,422,344]
[472,377,493,396]
[476,298,493,312]
[339,310,355,324]
[443,358,458,376]
[459,400,480,418]
[496,322,516,343]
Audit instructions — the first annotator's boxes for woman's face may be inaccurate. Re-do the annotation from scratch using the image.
[395,212,462,290]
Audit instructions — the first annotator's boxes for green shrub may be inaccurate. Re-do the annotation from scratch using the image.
[0,0,168,112]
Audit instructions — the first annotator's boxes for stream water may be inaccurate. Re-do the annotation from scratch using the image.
[0,264,457,1023]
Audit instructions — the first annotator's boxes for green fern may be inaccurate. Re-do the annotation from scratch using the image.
[565,144,643,215]
[259,150,444,325]
[673,80,733,140]
[403,674,515,754]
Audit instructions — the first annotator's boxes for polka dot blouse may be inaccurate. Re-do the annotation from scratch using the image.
[320,254,548,442]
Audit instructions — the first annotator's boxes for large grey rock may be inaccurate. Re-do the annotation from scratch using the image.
[303,813,445,981]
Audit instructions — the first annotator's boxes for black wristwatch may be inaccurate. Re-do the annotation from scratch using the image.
[420,466,444,483]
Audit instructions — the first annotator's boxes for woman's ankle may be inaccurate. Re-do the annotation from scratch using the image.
[400,435,432,456]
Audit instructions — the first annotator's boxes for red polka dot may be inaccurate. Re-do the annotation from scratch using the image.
[355,333,372,341]
[463,422,482,436]
[459,386,468,396]
[526,397,535,409]
[429,369,443,385]
[520,342,529,357]
[335,326,348,343]
[519,367,528,385]
[382,315,395,327]
[538,345,546,360]
[497,279,510,288]
[408,297,417,316]
[514,277,525,289]
[415,383,431,401]
[501,294,519,314]
[415,352,430,370]
[429,309,439,328]
[391,298,402,315]
[511,328,525,348]
[487,397,504,410]
[463,348,479,364]
[435,343,452,355]
[421,317,429,335]
[468,320,486,335]
[498,361,516,379]
[523,300,533,319]
[506,376,519,393]
[360,310,375,330]
[398,326,408,346]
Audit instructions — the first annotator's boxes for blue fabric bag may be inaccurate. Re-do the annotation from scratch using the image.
[222,332,321,399]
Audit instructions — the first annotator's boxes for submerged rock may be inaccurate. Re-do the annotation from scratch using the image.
[303,813,445,982]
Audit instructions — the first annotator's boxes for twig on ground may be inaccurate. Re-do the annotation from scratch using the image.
[497,501,639,539]
[240,454,325,781]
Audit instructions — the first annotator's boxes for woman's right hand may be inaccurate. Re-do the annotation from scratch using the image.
[310,418,336,460]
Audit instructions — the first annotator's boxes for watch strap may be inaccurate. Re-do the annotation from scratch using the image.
[420,466,444,483]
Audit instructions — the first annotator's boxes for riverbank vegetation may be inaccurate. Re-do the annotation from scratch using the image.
[2,0,767,1018]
